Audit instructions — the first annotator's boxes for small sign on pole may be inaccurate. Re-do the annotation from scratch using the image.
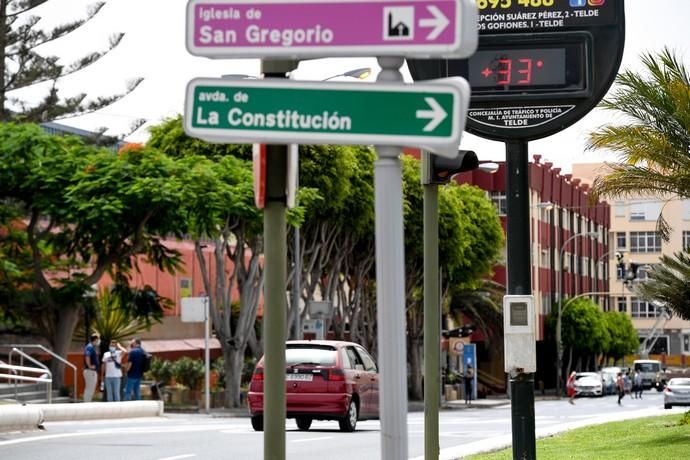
[181,296,207,322]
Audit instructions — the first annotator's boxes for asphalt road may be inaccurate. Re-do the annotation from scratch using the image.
[0,392,683,460]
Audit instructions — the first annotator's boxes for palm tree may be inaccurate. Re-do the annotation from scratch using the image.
[636,250,690,321]
[446,279,504,342]
[588,48,690,239]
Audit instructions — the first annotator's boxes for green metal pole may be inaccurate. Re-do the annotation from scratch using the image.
[260,60,295,460]
[263,147,288,460]
[423,179,440,460]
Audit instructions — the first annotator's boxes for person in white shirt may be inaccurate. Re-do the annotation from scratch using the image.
[101,340,128,402]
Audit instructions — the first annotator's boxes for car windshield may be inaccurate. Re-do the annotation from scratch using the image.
[576,373,598,380]
[285,345,337,366]
[635,362,660,372]
[670,378,690,386]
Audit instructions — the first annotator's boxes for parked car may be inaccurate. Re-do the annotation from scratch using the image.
[600,372,617,396]
[574,372,603,397]
[247,340,379,432]
[663,378,690,409]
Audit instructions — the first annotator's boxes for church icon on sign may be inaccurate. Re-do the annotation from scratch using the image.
[383,6,414,41]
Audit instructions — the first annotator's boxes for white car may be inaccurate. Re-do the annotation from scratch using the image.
[664,378,690,409]
[574,372,603,397]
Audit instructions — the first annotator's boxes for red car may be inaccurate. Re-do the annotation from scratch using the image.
[248,340,379,432]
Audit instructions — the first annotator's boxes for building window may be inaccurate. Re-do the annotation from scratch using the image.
[629,200,662,221]
[617,297,627,313]
[489,191,507,216]
[616,232,626,249]
[630,231,661,253]
[682,333,690,355]
[682,200,690,221]
[637,265,655,281]
[615,201,625,217]
[684,231,690,250]
[631,297,658,318]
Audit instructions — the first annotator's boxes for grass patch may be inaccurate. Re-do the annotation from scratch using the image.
[468,414,690,460]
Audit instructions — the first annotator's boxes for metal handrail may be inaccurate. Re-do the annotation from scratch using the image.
[0,361,53,403]
[7,344,78,403]
[8,348,52,403]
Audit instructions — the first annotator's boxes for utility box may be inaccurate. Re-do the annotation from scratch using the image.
[503,295,536,373]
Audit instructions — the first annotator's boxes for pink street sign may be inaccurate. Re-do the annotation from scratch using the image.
[186,0,477,59]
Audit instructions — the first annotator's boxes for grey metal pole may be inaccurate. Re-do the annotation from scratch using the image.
[423,162,440,460]
[375,55,408,460]
[505,141,536,460]
[261,59,295,460]
[293,225,301,340]
[204,296,210,413]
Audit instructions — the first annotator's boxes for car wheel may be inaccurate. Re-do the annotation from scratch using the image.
[664,403,672,410]
[296,417,312,431]
[339,400,358,432]
[251,415,264,431]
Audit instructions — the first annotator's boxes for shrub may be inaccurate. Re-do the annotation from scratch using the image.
[172,357,205,390]
[148,358,174,385]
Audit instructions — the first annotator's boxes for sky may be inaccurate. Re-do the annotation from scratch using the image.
[15,0,690,173]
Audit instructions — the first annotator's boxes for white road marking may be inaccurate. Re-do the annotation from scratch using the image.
[291,436,334,443]
[157,455,197,460]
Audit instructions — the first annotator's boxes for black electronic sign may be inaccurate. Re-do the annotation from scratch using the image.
[408,0,625,141]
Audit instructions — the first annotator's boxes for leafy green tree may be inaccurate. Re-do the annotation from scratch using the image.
[297,144,376,350]
[0,1,142,133]
[554,298,610,376]
[401,156,504,400]
[0,124,186,383]
[588,48,690,239]
[147,116,299,408]
[637,250,690,321]
[602,311,639,365]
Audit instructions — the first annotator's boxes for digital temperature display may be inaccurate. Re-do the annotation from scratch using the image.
[469,49,566,88]
[466,40,588,97]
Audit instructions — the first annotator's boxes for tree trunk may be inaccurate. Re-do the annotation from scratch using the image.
[408,337,423,401]
[224,345,247,408]
[50,304,81,389]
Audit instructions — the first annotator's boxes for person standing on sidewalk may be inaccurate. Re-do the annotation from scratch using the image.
[633,371,643,399]
[566,371,577,405]
[464,361,474,405]
[83,333,101,402]
[616,372,626,405]
[101,340,127,402]
[124,339,145,401]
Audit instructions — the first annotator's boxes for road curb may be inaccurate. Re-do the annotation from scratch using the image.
[0,401,164,431]
[0,405,44,431]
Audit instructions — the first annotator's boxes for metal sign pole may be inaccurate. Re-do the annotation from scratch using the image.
[204,296,210,413]
[261,59,296,460]
[506,141,536,460]
[374,55,408,460]
[423,172,440,459]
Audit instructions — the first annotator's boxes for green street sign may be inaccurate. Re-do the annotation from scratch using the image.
[184,78,469,157]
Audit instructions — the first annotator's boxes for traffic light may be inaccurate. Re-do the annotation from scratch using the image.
[422,150,479,185]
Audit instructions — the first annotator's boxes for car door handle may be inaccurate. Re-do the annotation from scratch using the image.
[354,374,361,379]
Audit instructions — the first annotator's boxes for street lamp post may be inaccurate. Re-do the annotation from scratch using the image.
[556,231,598,397]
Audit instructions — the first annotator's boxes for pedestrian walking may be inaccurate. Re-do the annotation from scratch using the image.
[124,338,145,401]
[101,340,127,402]
[616,372,625,405]
[83,333,101,402]
[634,370,643,399]
[464,361,474,405]
[566,371,577,405]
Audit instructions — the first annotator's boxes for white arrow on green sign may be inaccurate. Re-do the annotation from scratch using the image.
[184,78,469,157]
